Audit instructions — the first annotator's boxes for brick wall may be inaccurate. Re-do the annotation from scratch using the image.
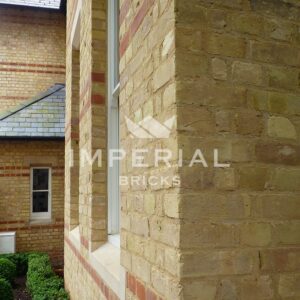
[64,0,300,299]
[119,0,181,299]
[0,141,64,265]
[0,5,65,111]
[64,0,110,298]
[176,0,300,299]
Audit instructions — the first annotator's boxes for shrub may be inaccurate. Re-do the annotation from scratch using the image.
[27,253,69,300]
[0,253,29,275]
[0,277,13,300]
[0,258,16,283]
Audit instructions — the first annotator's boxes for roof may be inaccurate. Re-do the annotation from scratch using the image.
[0,84,65,139]
[0,0,61,9]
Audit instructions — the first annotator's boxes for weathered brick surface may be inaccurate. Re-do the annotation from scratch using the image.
[0,6,65,111]
[176,0,300,298]
[64,0,300,299]
[0,141,64,265]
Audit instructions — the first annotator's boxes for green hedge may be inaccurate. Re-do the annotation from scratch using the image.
[0,253,28,275]
[0,278,13,300]
[0,258,16,283]
[0,252,68,300]
[27,253,69,300]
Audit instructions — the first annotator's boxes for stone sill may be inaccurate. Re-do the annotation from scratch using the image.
[29,218,53,225]
[90,240,125,300]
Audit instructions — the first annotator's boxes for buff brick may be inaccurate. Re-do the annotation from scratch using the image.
[234,109,264,135]
[275,221,300,245]
[253,194,300,219]
[207,9,228,29]
[250,41,300,67]
[181,249,256,277]
[231,13,263,35]
[182,280,217,300]
[163,194,180,218]
[181,193,250,220]
[267,116,297,139]
[177,51,209,78]
[217,279,238,300]
[260,248,300,272]
[232,61,264,85]
[132,254,151,284]
[153,57,175,91]
[240,276,274,300]
[144,194,156,215]
[164,247,180,276]
[267,65,299,90]
[211,57,227,80]
[255,142,300,165]
[264,19,295,42]
[181,222,238,248]
[241,223,272,247]
[278,274,300,298]
[203,33,246,58]
[214,168,236,191]
[238,166,269,191]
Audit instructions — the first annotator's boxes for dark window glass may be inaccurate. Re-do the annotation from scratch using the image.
[33,169,49,190]
[32,192,48,212]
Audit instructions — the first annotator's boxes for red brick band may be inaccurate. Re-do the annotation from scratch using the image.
[0,173,30,177]
[65,237,119,300]
[120,0,130,25]
[80,235,89,250]
[78,72,106,121]
[0,223,64,232]
[0,166,64,170]
[0,96,27,100]
[0,68,65,75]
[120,0,155,57]
[0,62,65,69]
[127,272,163,300]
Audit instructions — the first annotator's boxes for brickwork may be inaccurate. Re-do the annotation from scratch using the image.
[119,0,180,299]
[64,0,109,298]
[176,0,300,299]
[0,5,65,111]
[0,141,64,265]
[64,0,300,299]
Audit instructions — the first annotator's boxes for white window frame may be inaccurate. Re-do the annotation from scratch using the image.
[30,167,52,220]
[107,0,120,243]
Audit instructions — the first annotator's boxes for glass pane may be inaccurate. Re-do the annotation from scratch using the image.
[32,192,49,212]
[33,169,49,190]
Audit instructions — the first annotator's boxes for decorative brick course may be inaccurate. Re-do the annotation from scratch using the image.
[0,142,64,265]
[0,6,65,111]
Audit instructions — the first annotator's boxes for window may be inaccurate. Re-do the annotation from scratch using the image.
[0,0,61,9]
[31,167,51,220]
[107,0,120,242]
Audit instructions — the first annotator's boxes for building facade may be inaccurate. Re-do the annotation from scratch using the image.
[0,4,66,266]
[64,0,300,299]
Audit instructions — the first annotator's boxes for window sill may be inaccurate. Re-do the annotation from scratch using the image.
[29,218,52,225]
[89,241,125,299]
[69,226,80,251]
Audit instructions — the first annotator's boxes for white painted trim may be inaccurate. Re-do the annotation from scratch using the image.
[71,0,82,50]
[69,226,80,251]
[107,0,120,236]
[108,233,120,248]
[30,167,51,220]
